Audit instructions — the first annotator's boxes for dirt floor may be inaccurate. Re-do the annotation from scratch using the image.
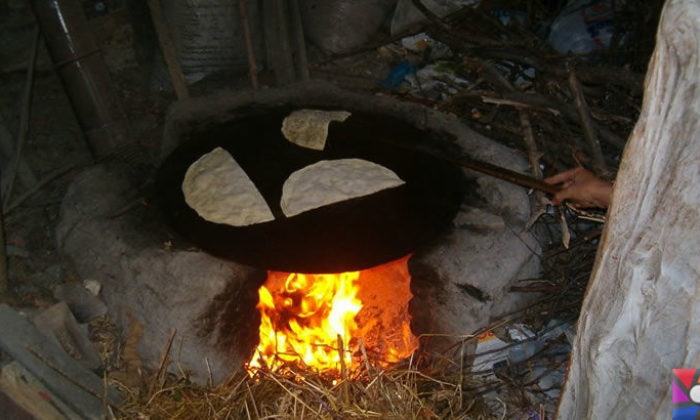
[0,0,664,418]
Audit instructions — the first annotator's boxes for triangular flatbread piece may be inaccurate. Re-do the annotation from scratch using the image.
[281,158,405,217]
[182,147,274,226]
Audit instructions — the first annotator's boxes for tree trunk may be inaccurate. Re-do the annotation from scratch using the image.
[556,0,700,418]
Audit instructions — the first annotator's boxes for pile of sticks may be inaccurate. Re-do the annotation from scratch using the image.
[315,0,663,180]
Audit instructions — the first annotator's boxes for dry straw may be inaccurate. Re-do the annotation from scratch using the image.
[113,341,498,420]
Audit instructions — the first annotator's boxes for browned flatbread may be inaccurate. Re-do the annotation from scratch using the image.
[281,109,351,150]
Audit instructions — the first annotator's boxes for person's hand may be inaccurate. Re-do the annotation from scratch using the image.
[544,167,613,209]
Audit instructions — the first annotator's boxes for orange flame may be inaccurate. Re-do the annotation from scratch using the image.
[247,256,418,376]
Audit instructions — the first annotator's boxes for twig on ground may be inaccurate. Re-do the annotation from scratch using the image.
[0,107,37,194]
[545,227,603,259]
[245,381,261,418]
[107,197,146,220]
[595,124,627,149]
[205,357,213,388]
[337,334,350,405]
[452,91,628,151]
[568,70,609,177]
[3,25,40,212]
[477,59,556,235]
[519,111,543,179]
[482,96,561,116]
[3,165,75,215]
[149,329,176,397]
[479,59,517,93]
[519,108,555,237]
[411,0,452,31]
[566,203,607,224]
[358,338,374,380]
[0,193,7,296]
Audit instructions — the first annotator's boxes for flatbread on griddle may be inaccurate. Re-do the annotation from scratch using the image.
[281,158,405,217]
[182,147,274,226]
[281,109,351,151]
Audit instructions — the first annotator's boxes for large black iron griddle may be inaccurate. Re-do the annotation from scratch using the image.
[156,108,466,273]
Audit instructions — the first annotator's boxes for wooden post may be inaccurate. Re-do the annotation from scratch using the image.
[147,0,189,100]
[263,0,297,85]
[557,0,700,418]
[239,0,259,89]
[289,0,309,80]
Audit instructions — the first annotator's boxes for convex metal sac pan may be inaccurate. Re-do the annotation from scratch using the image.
[156,108,466,273]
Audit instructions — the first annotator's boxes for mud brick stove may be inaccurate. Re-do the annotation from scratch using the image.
[57,82,539,384]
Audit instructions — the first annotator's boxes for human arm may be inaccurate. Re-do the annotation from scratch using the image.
[543,167,613,209]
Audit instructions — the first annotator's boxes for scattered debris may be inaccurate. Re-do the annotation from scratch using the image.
[32,301,103,371]
[53,281,108,323]
[0,304,121,419]
[82,279,102,297]
[0,361,81,419]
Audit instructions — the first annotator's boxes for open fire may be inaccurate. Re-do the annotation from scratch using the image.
[247,256,419,376]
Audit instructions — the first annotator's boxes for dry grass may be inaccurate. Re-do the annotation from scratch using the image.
[113,351,500,420]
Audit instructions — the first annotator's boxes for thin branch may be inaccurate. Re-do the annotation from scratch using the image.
[481,96,561,116]
[238,0,259,89]
[411,0,451,31]
[519,110,543,179]
[149,329,176,397]
[289,0,309,80]
[3,165,75,215]
[2,25,40,211]
[0,192,6,296]
[568,70,610,177]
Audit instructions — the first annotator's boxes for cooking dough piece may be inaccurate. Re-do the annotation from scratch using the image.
[182,147,274,226]
[281,158,405,217]
[281,109,351,150]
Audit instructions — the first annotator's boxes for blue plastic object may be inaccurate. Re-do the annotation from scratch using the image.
[380,61,417,90]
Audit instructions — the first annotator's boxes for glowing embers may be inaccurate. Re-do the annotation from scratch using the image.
[247,256,418,376]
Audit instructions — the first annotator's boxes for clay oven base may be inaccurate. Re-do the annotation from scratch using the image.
[58,81,540,384]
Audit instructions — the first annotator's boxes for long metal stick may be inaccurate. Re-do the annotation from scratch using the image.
[447,153,560,194]
[378,137,560,194]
